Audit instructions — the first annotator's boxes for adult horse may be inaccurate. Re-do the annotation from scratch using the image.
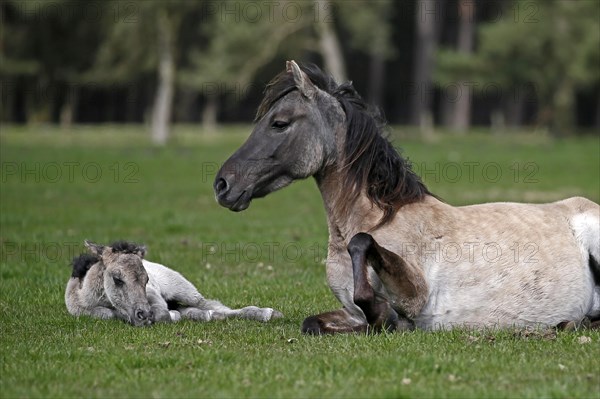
[214,61,600,334]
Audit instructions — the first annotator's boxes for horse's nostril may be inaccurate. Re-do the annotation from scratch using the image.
[215,178,229,195]
[136,310,147,320]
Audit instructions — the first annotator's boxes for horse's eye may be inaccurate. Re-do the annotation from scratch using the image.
[113,276,125,286]
[271,120,289,131]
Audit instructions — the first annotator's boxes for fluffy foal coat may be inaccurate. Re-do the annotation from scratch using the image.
[65,240,282,326]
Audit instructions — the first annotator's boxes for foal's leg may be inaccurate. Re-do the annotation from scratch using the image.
[348,233,428,328]
[87,306,119,320]
[182,301,282,322]
[164,273,282,322]
[146,287,179,322]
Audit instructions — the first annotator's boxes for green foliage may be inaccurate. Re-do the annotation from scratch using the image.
[435,0,600,132]
[180,1,312,92]
[89,1,196,84]
[437,0,600,88]
[336,0,395,58]
[1,125,599,398]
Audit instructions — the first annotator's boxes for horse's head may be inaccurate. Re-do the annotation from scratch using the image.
[214,61,344,211]
[85,240,153,326]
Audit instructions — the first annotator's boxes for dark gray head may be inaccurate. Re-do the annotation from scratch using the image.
[214,61,430,227]
[84,240,152,326]
[214,61,344,212]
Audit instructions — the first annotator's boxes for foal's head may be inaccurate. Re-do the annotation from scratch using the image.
[84,240,152,326]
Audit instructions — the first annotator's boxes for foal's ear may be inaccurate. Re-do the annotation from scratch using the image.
[286,60,316,99]
[134,245,146,258]
[84,240,105,256]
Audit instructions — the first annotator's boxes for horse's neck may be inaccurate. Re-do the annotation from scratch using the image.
[315,167,380,243]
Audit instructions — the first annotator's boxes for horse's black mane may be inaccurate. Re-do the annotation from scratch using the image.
[71,253,99,279]
[257,63,432,228]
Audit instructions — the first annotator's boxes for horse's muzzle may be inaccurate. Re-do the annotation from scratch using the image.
[214,176,252,212]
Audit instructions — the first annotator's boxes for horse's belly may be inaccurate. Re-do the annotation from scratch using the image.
[414,259,595,330]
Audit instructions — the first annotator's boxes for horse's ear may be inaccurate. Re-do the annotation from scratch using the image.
[286,60,316,99]
[84,240,105,256]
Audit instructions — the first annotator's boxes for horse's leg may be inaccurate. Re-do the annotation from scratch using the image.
[302,308,369,335]
[348,234,399,331]
[557,317,600,330]
[349,233,428,326]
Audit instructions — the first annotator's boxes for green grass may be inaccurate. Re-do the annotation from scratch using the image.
[1,125,599,398]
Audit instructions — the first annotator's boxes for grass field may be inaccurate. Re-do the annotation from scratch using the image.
[1,125,599,398]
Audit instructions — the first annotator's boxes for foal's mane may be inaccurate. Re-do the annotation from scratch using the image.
[256,64,431,228]
[110,240,145,255]
[71,253,99,279]
[71,240,145,279]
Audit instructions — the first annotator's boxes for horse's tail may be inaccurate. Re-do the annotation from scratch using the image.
[567,198,600,284]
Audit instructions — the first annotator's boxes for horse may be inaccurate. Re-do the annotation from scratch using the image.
[213,61,600,334]
[65,240,283,326]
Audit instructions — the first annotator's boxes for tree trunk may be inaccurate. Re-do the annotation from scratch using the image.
[315,0,347,83]
[550,78,575,137]
[438,0,475,133]
[452,1,475,133]
[177,88,198,122]
[595,92,600,130]
[411,0,440,134]
[504,93,525,128]
[60,85,78,130]
[201,94,218,134]
[368,52,385,108]
[151,10,175,146]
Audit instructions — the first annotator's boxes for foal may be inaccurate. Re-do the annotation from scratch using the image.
[65,240,282,326]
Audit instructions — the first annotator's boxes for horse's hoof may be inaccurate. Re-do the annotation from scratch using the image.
[301,315,324,335]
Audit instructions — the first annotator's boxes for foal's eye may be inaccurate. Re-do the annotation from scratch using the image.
[271,120,290,131]
[113,276,125,287]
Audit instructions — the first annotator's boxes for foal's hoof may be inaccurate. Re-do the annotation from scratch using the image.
[261,307,284,322]
[239,306,282,322]
[271,309,284,320]
[169,310,181,322]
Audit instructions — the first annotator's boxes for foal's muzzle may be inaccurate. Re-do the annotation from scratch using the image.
[133,307,153,326]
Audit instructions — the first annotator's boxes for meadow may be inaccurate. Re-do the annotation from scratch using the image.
[1,125,599,398]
